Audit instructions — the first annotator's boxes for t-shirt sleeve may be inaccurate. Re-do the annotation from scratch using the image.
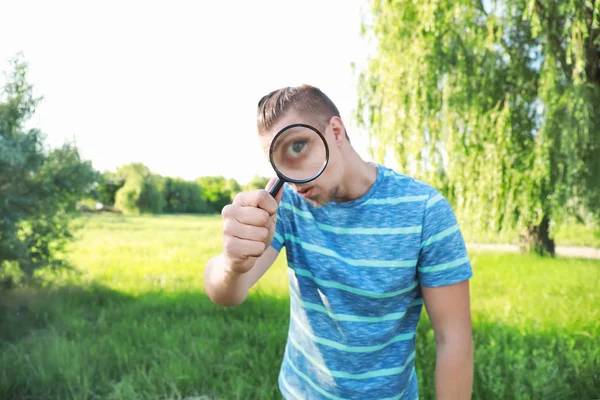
[417,191,473,287]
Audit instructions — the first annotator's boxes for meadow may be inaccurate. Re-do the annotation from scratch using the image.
[1,214,599,399]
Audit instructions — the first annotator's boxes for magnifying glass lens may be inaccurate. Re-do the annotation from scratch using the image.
[271,126,327,181]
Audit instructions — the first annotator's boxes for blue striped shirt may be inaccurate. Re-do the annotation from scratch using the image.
[270,163,473,400]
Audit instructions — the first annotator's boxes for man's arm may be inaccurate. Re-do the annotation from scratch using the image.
[416,190,474,399]
[422,280,473,400]
[204,245,279,307]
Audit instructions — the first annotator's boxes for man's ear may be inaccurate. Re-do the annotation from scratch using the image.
[329,116,346,147]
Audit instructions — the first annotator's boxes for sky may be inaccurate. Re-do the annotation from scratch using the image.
[0,0,379,184]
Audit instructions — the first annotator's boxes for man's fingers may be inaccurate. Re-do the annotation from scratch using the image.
[222,203,270,227]
[224,236,266,259]
[224,219,269,242]
[237,207,270,227]
[233,188,279,216]
[238,239,265,258]
[267,213,277,232]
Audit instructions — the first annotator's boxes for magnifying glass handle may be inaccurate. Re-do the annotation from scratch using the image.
[268,177,284,198]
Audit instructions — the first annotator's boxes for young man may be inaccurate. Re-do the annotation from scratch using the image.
[204,85,474,399]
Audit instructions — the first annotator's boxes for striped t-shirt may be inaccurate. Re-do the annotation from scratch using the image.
[270,163,473,400]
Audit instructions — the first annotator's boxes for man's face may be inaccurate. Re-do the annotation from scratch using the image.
[260,111,343,207]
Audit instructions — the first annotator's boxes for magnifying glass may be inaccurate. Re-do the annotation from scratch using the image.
[268,123,329,197]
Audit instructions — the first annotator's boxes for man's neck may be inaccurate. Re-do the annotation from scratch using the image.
[333,147,378,202]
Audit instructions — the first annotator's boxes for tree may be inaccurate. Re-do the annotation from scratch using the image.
[114,163,146,214]
[95,171,125,206]
[243,175,271,192]
[196,176,242,213]
[114,163,165,214]
[0,54,98,284]
[356,0,600,256]
[163,177,211,214]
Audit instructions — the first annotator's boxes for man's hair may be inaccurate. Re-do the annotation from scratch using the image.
[256,84,348,140]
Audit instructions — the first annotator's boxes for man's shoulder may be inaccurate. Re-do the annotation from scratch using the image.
[377,164,441,199]
[379,168,463,236]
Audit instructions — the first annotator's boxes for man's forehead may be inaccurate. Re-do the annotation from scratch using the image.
[270,110,304,133]
[259,111,303,151]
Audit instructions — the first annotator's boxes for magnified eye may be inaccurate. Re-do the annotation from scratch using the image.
[287,140,307,157]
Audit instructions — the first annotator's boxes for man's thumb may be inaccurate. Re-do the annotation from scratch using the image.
[265,176,283,204]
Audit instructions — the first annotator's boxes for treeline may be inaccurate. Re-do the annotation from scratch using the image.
[89,163,270,215]
[0,55,271,285]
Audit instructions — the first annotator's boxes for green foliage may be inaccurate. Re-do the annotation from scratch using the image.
[196,176,242,213]
[94,171,124,206]
[114,164,145,215]
[110,164,241,215]
[163,177,212,214]
[1,214,598,399]
[140,174,166,214]
[356,0,600,252]
[243,174,271,192]
[0,55,97,283]
[110,165,243,215]
[113,163,166,215]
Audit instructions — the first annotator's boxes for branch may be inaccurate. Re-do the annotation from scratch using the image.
[587,0,600,85]
[535,0,572,78]
[478,0,488,17]
[588,0,598,48]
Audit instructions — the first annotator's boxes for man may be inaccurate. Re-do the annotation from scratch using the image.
[204,85,474,399]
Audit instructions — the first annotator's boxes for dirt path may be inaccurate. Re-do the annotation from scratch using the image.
[466,243,600,260]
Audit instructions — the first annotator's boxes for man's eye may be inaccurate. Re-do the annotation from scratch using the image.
[288,141,307,156]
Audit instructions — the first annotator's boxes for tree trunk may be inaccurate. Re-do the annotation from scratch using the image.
[520,214,556,256]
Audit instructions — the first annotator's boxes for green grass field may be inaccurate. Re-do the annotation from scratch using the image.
[1,214,599,399]
[460,219,600,248]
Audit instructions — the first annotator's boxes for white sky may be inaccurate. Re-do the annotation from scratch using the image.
[1,0,380,184]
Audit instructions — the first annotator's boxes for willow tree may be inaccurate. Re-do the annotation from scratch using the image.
[356,0,600,255]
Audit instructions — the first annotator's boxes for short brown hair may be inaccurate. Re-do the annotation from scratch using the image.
[256,84,347,139]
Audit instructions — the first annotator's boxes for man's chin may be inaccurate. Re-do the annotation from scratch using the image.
[304,196,329,207]
[295,188,333,207]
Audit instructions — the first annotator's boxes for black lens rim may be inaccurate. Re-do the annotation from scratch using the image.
[269,123,330,184]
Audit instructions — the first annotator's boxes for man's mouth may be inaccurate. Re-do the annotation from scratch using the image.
[297,187,313,198]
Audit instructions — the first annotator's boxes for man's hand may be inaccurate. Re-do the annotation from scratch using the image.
[204,178,283,307]
[221,185,280,274]
[421,280,473,400]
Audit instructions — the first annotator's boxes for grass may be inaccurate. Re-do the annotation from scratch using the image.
[1,213,599,399]
[460,219,600,248]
